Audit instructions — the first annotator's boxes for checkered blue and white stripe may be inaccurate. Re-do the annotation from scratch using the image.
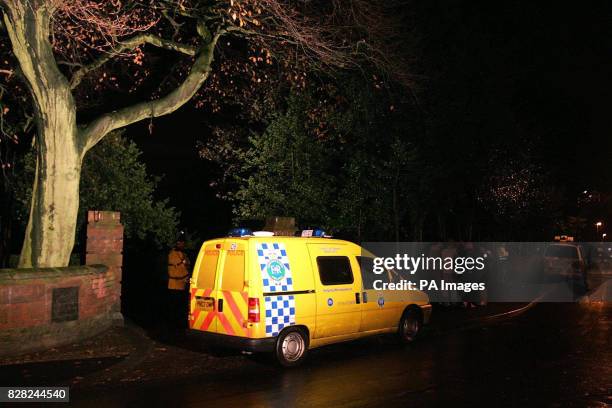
[257,242,296,336]
[264,295,296,336]
[257,242,294,293]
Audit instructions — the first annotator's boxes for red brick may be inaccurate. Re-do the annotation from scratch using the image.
[80,301,102,318]
[10,285,45,304]
[78,286,93,300]
[87,238,123,254]
[87,210,121,223]
[85,253,123,266]
[23,302,46,326]
[90,277,108,298]
[86,225,123,240]
[8,304,25,327]
[49,279,83,291]
[0,288,9,304]
[108,266,122,277]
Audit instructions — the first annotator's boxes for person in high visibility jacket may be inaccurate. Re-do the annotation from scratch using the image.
[166,236,191,330]
[168,239,190,290]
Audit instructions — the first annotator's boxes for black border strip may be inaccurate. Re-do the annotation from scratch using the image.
[263,290,315,296]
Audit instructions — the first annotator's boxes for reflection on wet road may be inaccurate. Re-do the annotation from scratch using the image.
[73,303,611,407]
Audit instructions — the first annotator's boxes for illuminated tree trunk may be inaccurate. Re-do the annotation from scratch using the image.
[4,2,80,267]
[19,129,81,268]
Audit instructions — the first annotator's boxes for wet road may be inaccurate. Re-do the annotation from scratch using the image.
[71,302,611,407]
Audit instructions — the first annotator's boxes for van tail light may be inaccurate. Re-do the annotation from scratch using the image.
[248,297,260,323]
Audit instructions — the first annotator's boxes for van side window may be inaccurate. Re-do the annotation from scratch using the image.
[197,246,219,289]
[357,256,391,290]
[221,249,245,291]
[317,256,354,285]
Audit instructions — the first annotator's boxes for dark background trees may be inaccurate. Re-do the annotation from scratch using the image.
[142,0,612,243]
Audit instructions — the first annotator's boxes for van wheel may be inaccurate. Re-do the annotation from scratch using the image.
[275,327,308,367]
[398,309,421,344]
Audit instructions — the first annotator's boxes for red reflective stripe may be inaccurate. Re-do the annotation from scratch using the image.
[200,310,216,331]
[241,291,248,303]
[193,288,215,331]
[223,291,244,323]
[223,291,245,330]
[217,313,235,335]
[190,308,200,328]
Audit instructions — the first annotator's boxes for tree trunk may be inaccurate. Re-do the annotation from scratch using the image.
[3,2,80,267]
[19,126,80,268]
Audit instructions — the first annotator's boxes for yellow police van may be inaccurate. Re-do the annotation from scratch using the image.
[188,229,431,366]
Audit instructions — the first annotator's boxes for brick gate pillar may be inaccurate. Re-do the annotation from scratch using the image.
[85,211,124,323]
[263,216,298,236]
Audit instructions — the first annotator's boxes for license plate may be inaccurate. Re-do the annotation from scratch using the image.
[196,297,214,311]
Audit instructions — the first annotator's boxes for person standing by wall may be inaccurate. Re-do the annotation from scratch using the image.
[166,234,191,330]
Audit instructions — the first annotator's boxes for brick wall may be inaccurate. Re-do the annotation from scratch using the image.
[0,211,123,357]
[85,211,123,319]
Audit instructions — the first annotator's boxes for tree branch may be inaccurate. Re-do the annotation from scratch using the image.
[79,30,224,154]
[69,33,198,89]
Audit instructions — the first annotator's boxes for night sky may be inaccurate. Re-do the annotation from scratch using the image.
[127,1,612,237]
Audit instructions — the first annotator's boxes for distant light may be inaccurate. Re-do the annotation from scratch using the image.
[596,221,603,227]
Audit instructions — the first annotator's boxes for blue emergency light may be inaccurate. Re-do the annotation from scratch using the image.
[312,228,326,237]
[228,227,253,237]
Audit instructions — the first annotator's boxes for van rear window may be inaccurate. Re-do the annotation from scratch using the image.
[317,256,354,285]
[197,246,219,289]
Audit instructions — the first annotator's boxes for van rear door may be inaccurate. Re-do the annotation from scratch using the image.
[216,240,250,337]
[190,242,221,333]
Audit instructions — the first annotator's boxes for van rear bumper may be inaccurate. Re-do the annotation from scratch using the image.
[188,329,276,353]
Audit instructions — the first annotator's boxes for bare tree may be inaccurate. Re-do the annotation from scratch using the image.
[0,0,409,267]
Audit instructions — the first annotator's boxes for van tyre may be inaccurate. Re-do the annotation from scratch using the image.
[275,327,308,367]
[398,309,421,344]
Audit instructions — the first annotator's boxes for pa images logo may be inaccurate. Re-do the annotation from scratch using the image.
[266,259,286,281]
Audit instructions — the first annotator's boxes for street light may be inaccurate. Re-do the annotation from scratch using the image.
[596,221,603,238]
[603,233,607,241]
